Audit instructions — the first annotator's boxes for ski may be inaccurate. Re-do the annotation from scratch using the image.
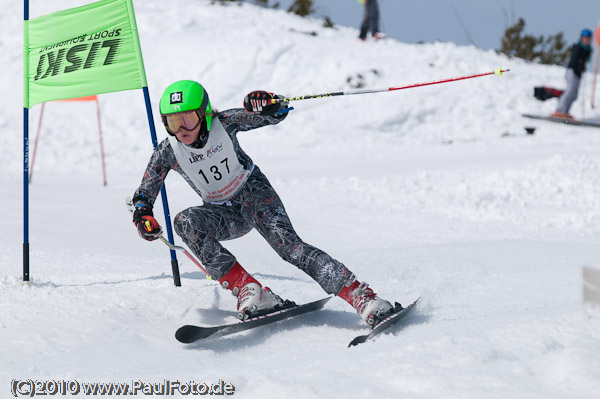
[175,296,331,343]
[348,297,419,347]
[522,113,600,128]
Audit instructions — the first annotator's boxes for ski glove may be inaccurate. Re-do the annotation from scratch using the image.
[243,90,282,116]
[133,205,162,241]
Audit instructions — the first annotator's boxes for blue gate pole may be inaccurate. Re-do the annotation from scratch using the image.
[142,86,181,286]
[23,109,30,283]
[23,0,30,284]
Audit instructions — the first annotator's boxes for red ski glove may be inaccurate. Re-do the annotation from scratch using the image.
[133,206,162,241]
[243,90,280,116]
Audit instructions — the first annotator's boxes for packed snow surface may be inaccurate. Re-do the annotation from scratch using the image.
[1,1,600,398]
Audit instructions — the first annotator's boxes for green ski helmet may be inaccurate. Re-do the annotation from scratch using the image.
[159,80,213,134]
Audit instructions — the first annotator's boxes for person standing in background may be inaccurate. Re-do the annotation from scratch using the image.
[553,29,593,119]
[358,0,384,41]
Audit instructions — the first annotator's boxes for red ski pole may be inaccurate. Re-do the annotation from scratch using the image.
[126,196,210,280]
[271,67,509,103]
[158,236,211,280]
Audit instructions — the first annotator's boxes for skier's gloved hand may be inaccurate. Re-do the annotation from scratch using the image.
[133,205,162,241]
[243,90,281,116]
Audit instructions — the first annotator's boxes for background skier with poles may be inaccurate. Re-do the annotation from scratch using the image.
[553,29,593,119]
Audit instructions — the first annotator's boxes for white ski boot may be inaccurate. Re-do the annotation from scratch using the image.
[236,283,284,320]
[339,280,393,326]
[218,262,285,320]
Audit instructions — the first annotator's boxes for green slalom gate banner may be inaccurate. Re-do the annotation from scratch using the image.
[24,0,147,108]
[22,0,182,286]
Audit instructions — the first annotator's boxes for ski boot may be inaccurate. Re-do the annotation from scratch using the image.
[338,280,394,327]
[219,262,292,320]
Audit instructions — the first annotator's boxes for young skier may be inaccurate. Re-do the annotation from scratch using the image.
[131,80,394,326]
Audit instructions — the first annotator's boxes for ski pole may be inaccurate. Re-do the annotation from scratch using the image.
[126,196,211,280]
[270,67,509,103]
[158,235,211,279]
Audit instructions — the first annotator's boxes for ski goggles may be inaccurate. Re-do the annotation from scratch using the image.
[161,110,204,135]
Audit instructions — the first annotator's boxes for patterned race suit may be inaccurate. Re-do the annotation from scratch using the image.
[132,108,354,295]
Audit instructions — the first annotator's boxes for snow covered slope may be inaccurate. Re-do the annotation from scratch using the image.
[1,1,600,398]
